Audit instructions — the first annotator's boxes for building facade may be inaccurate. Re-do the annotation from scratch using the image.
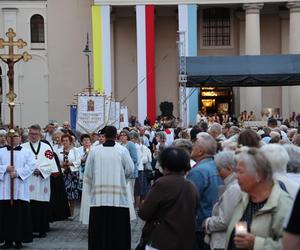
[1,0,299,127]
[93,0,300,125]
[0,0,92,127]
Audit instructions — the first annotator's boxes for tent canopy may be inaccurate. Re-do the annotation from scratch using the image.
[186,54,300,87]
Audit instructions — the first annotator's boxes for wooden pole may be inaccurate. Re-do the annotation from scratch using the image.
[8,59,15,206]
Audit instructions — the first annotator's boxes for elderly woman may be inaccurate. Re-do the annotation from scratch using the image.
[225,147,293,250]
[172,138,195,169]
[283,144,300,184]
[52,130,64,154]
[237,129,261,148]
[57,134,81,219]
[153,131,167,177]
[261,144,299,198]
[204,151,241,250]
[138,147,199,250]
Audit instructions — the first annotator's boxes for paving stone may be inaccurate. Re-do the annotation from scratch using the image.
[24,207,144,250]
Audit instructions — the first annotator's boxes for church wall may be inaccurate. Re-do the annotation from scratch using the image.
[198,10,239,56]
[113,8,138,118]
[19,58,48,127]
[260,14,282,113]
[155,11,179,118]
[47,0,93,124]
[0,1,48,127]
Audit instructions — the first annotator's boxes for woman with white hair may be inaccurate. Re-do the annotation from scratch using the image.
[261,144,299,198]
[225,148,293,250]
[204,151,241,250]
[283,144,300,185]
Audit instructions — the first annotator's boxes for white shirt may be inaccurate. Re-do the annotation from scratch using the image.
[83,142,134,208]
[0,146,35,201]
[135,144,144,171]
[56,147,80,173]
[22,141,53,202]
[273,172,299,199]
[44,132,54,146]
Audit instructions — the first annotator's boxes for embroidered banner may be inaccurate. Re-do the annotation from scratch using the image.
[76,95,105,133]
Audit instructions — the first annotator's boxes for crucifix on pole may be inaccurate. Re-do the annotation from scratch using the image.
[0,28,32,206]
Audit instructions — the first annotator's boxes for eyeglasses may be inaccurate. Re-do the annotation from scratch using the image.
[29,133,40,136]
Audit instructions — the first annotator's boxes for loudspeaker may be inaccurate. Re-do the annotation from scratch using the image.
[160,101,174,118]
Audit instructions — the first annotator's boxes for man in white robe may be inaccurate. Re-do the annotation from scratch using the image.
[22,124,53,238]
[0,132,35,249]
[83,126,134,250]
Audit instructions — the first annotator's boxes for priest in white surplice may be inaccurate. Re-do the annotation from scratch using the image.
[83,126,134,250]
[22,124,53,238]
[0,132,35,249]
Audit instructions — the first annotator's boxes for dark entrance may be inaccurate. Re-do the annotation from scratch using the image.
[199,87,233,115]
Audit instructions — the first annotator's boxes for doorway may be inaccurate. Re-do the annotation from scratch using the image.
[199,87,233,115]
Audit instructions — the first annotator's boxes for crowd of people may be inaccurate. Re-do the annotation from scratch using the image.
[1,114,300,250]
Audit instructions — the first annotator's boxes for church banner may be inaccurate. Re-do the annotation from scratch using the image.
[113,101,121,129]
[120,106,129,129]
[108,101,117,126]
[76,95,105,134]
[105,98,111,125]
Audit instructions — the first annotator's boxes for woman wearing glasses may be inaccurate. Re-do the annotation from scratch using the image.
[57,134,80,219]
[225,147,293,250]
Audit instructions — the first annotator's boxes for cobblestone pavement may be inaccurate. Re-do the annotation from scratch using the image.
[23,208,143,250]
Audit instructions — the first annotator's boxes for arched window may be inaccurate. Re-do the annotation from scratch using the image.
[203,8,231,47]
[30,14,45,43]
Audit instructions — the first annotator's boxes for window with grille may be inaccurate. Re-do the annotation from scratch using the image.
[30,14,45,43]
[203,8,231,47]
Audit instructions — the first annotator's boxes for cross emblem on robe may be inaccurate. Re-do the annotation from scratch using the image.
[0,28,32,206]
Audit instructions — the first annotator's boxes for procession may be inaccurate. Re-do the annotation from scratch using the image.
[1,0,300,250]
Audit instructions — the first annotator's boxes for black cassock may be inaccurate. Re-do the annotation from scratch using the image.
[0,200,33,243]
[49,151,70,222]
[40,140,70,222]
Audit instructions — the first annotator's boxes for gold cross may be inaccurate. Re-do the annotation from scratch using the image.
[0,28,32,62]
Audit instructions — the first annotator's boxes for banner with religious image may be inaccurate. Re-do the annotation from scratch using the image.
[120,106,129,129]
[76,95,105,133]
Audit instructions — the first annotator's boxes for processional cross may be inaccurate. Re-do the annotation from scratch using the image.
[0,28,32,206]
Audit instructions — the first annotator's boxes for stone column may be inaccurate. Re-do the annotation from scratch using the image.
[280,10,290,120]
[287,1,300,53]
[236,11,245,115]
[242,3,263,118]
[244,3,263,55]
[287,2,300,119]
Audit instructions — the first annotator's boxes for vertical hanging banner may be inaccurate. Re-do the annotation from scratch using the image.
[70,105,77,130]
[105,98,111,124]
[136,5,156,125]
[92,5,112,95]
[113,101,121,129]
[76,95,105,134]
[120,106,129,129]
[108,101,116,125]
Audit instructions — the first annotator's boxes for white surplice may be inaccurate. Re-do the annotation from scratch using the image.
[22,141,53,202]
[0,146,35,202]
[56,147,80,173]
